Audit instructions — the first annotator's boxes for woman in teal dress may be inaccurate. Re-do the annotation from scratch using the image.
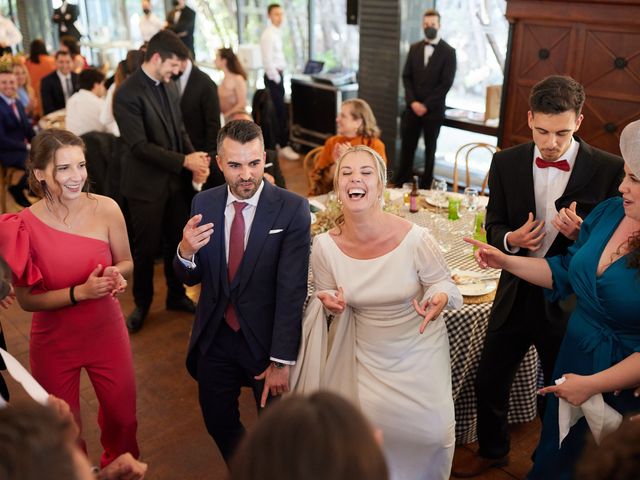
[466,119,640,479]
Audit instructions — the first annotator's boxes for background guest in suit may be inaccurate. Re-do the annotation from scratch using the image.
[174,120,310,461]
[166,0,196,59]
[59,35,89,74]
[113,30,210,333]
[25,39,56,118]
[177,56,220,159]
[40,51,78,115]
[0,67,35,207]
[215,48,247,122]
[66,68,107,136]
[451,75,624,478]
[52,1,81,41]
[393,8,456,188]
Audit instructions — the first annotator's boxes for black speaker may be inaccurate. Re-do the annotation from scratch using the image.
[346,0,358,24]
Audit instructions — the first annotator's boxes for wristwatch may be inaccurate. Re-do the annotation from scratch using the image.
[271,361,286,369]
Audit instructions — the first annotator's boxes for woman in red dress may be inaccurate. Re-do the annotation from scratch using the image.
[0,129,139,467]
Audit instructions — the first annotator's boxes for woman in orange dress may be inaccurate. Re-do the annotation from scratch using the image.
[308,98,387,196]
[24,39,55,118]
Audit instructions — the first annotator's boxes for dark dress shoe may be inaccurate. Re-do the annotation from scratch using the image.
[451,452,508,478]
[8,185,31,208]
[126,307,148,333]
[166,296,196,313]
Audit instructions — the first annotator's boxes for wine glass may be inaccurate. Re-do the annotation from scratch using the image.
[463,187,479,212]
[430,178,448,212]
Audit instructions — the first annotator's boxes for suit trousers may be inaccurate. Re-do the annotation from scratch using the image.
[396,108,443,188]
[197,322,272,462]
[475,282,569,459]
[127,184,190,310]
[264,73,288,147]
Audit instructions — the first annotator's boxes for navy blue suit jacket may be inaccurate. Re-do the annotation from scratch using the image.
[0,97,35,168]
[174,180,311,378]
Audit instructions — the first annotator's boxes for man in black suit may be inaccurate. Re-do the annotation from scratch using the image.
[177,57,220,157]
[113,30,210,333]
[451,76,624,478]
[393,8,456,188]
[166,0,196,59]
[52,1,81,40]
[40,51,78,115]
[173,120,310,461]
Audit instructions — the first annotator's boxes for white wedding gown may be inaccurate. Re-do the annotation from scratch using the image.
[291,224,463,480]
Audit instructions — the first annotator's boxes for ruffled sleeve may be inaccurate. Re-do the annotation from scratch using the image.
[545,198,617,302]
[415,227,463,310]
[0,213,44,289]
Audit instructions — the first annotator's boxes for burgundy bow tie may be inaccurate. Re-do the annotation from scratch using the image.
[535,157,570,172]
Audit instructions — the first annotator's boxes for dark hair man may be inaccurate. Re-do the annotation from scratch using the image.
[393,8,456,188]
[114,30,211,333]
[40,50,78,115]
[174,120,310,462]
[452,75,624,477]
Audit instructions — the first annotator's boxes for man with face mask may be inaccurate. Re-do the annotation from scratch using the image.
[166,0,196,59]
[393,8,456,189]
[139,0,163,43]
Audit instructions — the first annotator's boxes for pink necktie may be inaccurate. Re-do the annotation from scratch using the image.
[225,201,247,331]
[535,157,570,172]
[10,101,20,121]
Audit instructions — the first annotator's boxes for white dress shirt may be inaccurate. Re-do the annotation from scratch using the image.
[504,138,579,258]
[423,36,440,66]
[0,15,22,48]
[99,83,120,136]
[139,12,163,42]
[260,24,286,83]
[65,89,107,136]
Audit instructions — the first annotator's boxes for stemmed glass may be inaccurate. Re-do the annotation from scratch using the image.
[430,178,448,213]
[463,187,479,212]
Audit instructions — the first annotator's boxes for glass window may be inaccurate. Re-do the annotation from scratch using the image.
[194,0,238,64]
[311,0,359,72]
[437,0,508,114]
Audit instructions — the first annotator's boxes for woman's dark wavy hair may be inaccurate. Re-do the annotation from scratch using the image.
[218,48,248,80]
[27,129,90,209]
[28,39,49,63]
[628,231,640,270]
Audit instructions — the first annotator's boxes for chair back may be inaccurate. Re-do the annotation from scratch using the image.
[452,142,499,195]
[303,146,323,190]
[0,166,20,213]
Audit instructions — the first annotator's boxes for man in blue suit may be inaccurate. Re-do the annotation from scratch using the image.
[0,69,35,207]
[174,120,310,461]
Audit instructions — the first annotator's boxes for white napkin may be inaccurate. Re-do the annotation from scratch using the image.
[0,348,49,405]
[556,376,622,447]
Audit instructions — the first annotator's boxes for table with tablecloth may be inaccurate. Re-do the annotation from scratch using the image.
[309,192,538,444]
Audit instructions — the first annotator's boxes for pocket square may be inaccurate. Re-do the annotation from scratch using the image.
[269,229,284,234]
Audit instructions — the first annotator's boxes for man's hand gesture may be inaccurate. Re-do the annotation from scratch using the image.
[179,214,214,258]
[507,212,546,252]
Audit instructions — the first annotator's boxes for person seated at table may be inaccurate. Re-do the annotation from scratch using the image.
[0,400,147,479]
[229,392,388,480]
[308,99,386,197]
[291,145,462,480]
[452,75,625,478]
[0,66,36,208]
[40,50,79,115]
[65,67,108,136]
[25,39,56,118]
[215,48,248,122]
[59,34,89,74]
[12,60,37,120]
[464,118,640,480]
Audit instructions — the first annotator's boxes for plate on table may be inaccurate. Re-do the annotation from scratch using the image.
[451,269,499,296]
[425,192,463,209]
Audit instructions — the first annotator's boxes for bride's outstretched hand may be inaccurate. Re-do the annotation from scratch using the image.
[317,287,346,314]
[413,292,448,334]
[463,237,507,270]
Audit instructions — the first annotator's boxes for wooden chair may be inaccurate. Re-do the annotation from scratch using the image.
[452,142,499,195]
[0,165,21,213]
[303,146,323,191]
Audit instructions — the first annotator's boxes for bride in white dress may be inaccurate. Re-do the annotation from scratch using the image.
[292,146,462,480]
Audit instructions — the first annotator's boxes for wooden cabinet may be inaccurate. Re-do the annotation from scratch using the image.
[500,0,640,154]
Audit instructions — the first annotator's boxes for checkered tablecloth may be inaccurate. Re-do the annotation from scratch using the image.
[409,209,538,444]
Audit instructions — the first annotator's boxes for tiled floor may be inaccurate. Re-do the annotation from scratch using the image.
[0,153,540,479]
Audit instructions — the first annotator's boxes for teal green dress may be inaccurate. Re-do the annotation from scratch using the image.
[528,197,640,479]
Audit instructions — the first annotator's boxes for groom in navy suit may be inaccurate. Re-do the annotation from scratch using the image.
[174,120,310,461]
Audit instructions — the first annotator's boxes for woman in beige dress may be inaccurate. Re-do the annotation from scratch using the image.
[215,48,248,121]
[292,146,462,480]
